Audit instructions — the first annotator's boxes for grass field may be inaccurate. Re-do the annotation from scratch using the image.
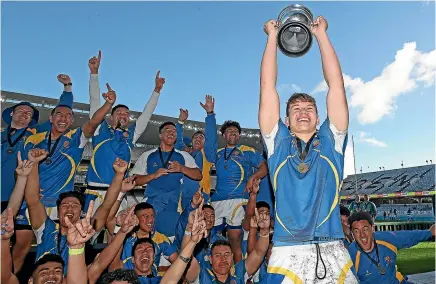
[397,242,435,275]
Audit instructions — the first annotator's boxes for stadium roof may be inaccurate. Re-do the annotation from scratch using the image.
[1,90,263,153]
[341,164,435,199]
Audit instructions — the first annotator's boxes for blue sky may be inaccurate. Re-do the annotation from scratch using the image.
[1,1,435,175]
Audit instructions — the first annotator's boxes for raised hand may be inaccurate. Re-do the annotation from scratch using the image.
[113,158,128,173]
[188,199,204,227]
[102,83,117,105]
[15,151,34,177]
[28,149,48,163]
[154,70,166,93]
[65,200,96,248]
[88,50,102,74]
[179,108,189,122]
[190,208,208,244]
[120,206,138,234]
[200,95,215,114]
[168,161,184,173]
[311,16,328,36]
[264,19,278,36]
[153,168,169,180]
[121,176,136,193]
[57,74,71,85]
[191,187,204,208]
[1,208,14,240]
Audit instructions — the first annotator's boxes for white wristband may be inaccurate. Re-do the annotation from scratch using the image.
[178,120,185,125]
[117,192,126,201]
[185,230,192,236]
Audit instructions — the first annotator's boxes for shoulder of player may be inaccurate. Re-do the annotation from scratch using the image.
[138,148,159,160]
[152,231,170,244]
[25,131,48,146]
[374,231,398,242]
[236,145,256,153]
[63,127,82,139]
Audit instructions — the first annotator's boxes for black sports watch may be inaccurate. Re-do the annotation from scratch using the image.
[178,255,191,264]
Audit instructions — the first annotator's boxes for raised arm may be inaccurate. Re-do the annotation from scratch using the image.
[88,206,137,284]
[312,16,348,131]
[25,149,49,230]
[200,95,218,163]
[1,152,34,218]
[1,209,19,284]
[175,109,189,151]
[132,71,166,144]
[161,208,206,284]
[245,209,270,276]
[88,50,102,118]
[259,20,280,135]
[65,201,96,284]
[91,158,127,232]
[82,83,116,138]
[242,179,260,232]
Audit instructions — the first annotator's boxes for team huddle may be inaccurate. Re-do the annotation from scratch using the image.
[1,17,434,284]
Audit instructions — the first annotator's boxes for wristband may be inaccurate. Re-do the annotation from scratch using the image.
[64,82,72,86]
[117,192,126,201]
[207,111,214,115]
[184,230,192,236]
[178,120,185,125]
[259,232,270,238]
[178,254,191,264]
[69,247,84,255]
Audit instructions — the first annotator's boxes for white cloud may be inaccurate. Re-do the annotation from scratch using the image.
[313,42,436,124]
[277,83,302,95]
[357,131,388,147]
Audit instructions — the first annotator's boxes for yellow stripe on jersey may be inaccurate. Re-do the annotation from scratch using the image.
[28,128,37,135]
[53,153,76,195]
[123,256,132,264]
[395,265,405,282]
[237,145,255,153]
[355,251,361,273]
[316,153,340,228]
[376,240,398,254]
[25,131,47,147]
[338,260,354,284]
[268,266,303,284]
[64,128,78,139]
[232,157,244,191]
[273,154,297,193]
[200,149,213,194]
[153,231,170,245]
[91,138,112,182]
[230,201,247,223]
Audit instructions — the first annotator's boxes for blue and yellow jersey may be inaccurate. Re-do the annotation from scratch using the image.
[131,148,199,236]
[199,259,247,284]
[204,114,264,202]
[23,127,87,207]
[175,122,213,207]
[122,230,177,272]
[263,118,347,246]
[34,218,69,275]
[1,126,36,201]
[86,120,136,186]
[347,230,432,284]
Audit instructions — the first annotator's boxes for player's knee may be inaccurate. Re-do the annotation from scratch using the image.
[14,230,34,248]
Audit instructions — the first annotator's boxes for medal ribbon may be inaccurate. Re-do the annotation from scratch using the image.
[224,147,237,167]
[358,239,386,275]
[7,126,27,150]
[41,131,63,164]
[295,132,317,162]
[158,147,175,168]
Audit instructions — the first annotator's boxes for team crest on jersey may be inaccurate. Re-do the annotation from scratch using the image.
[313,140,319,147]
[218,154,221,159]
[384,256,392,264]
[123,132,129,138]
[63,141,69,148]
[234,151,239,156]
[153,162,158,167]
[365,270,372,276]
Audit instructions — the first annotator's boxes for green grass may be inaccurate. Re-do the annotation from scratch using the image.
[397,242,435,275]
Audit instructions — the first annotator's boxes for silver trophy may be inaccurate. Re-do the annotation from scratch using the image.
[277,4,314,57]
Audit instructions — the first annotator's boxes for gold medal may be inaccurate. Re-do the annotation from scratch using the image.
[298,162,309,173]
[7,148,13,154]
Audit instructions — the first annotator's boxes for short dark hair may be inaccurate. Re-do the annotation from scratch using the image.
[192,130,205,139]
[132,238,155,256]
[286,93,318,117]
[97,269,140,284]
[111,104,130,115]
[220,120,241,135]
[211,239,231,253]
[51,105,74,116]
[33,254,64,274]
[256,201,270,211]
[134,202,154,214]
[202,204,215,211]
[159,121,176,133]
[349,212,374,228]
[339,204,350,217]
[56,191,85,210]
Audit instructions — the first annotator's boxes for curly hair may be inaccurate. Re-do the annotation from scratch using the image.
[97,269,140,284]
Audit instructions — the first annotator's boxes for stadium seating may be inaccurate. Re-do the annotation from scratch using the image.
[376,203,435,222]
